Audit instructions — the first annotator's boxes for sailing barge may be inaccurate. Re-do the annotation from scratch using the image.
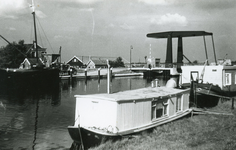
[0,1,59,88]
[68,86,191,149]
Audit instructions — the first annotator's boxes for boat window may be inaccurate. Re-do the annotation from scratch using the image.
[152,99,168,120]
[235,74,236,84]
[225,73,231,85]
[176,96,182,112]
[162,100,168,115]
[191,71,199,82]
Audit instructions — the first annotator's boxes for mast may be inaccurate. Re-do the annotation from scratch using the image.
[32,0,39,63]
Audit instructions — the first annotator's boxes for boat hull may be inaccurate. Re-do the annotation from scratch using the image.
[68,126,122,149]
[0,68,59,89]
[185,82,223,108]
[68,109,192,149]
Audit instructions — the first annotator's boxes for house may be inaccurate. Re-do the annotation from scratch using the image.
[86,58,108,69]
[19,58,44,69]
[66,56,84,68]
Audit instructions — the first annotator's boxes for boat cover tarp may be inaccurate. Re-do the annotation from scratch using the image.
[147,31,213,39]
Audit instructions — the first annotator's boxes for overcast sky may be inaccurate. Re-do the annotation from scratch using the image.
[0,0,236,63]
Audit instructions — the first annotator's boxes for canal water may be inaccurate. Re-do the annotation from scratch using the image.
[0,76,167,150]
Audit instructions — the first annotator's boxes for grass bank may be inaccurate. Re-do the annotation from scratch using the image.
[89,100,236,150]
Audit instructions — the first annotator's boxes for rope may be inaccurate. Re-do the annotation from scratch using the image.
[78,125,84,150]
[36,17,54,53]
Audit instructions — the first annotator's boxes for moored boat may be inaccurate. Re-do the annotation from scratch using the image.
[68,86,191,149]
[147,31,236,107]
[0,0,60,87]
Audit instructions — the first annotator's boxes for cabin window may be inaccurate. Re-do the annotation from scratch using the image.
[225,73,231,85]
[152,99,168,120]
[235,74,236,84]
[176,96,182,112]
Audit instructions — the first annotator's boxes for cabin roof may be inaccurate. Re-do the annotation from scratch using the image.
[147,31,213,39]
[75,87,189,102]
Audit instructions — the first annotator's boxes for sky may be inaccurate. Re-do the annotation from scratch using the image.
[0,0,236,63]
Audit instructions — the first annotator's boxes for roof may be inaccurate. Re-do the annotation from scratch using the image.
[147,31,213,39]
[23,58,44,65]
[89,58,108,66]
[66,55,83,64]
[75,87,189,102]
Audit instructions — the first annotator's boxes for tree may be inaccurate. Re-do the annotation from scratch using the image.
[0,40,27,68]
[193,60,198,64]
[109,57,125,68]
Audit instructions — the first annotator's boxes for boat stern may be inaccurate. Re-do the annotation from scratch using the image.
[68,125,81,144]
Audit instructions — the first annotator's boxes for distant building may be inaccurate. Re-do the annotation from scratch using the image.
[19,58,44,69]
[87,58,108,69]
[66,56,84,68]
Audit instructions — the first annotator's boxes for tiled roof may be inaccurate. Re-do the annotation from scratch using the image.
[90,58,108,65]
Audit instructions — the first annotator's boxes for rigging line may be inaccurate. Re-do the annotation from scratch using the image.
[30,21,33,43]
[37,20,44,48]
[35,17,44,48]
[90,9,95,36]
[0,35,27,57]
[36,17,54,53]
[89,4,95,52]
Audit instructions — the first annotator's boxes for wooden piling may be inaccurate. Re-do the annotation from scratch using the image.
[107,60,111,94]
[110,67,113,82]
[85,69,87,81]
[98,68,101,83]
[232,98,234,109]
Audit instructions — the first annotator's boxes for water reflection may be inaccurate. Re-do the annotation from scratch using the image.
[32,99,39,150]
[0,80,61,106]
[0,76,169,149]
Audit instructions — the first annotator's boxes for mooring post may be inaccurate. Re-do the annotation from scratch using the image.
[69,68,73,80]
[107,60,111,94]
[193,81,197,107]
[232,98,234,109]
[98,68,101,82]
[110,67,113,82]
[85,68,87,81]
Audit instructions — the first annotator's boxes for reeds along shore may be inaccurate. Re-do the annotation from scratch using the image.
[89,100,236,150]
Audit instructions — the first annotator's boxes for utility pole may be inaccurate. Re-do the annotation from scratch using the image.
[130,45,133,70]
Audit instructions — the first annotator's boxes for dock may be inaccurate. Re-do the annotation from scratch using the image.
[131,67,179,75]
[60,68,143,80]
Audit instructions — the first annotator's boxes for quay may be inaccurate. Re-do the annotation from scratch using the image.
[60,68,143,80]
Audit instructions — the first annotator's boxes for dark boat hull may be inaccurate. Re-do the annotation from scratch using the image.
[0,68,59,90]
[183,82,236,108]
[68,126,122,149]
[68,109,192,149]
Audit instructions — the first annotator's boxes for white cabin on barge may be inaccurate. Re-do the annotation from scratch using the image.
[181,65,236,93]
[68,87,191,148]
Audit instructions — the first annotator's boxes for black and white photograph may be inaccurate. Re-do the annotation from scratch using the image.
[0,0,236,149]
